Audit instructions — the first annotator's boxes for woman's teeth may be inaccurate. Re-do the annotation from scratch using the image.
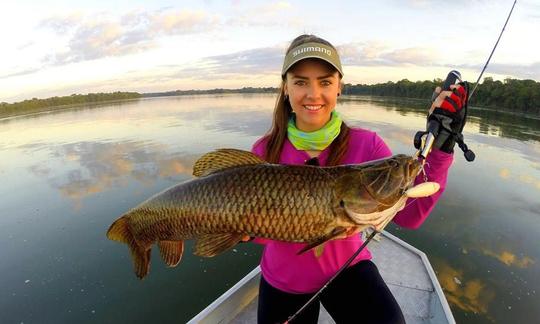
[304,105,323,111]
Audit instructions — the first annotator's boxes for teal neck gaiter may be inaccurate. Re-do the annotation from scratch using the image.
[287,111,342,151]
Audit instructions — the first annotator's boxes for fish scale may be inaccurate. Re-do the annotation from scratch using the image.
[106,149,421,278]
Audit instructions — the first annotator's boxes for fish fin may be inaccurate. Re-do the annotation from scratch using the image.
[107,216,152,279]
[131,247,152,280]
[297,227,347,255]
[194,233,244,257]
[314,244,326,258]
[193,149,266,177]
[106,216,131,244]
[158,240,184,267]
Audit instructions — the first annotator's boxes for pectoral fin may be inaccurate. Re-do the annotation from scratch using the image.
[313,244,326,258]
[194,233,245,257]
[297,227,347,255]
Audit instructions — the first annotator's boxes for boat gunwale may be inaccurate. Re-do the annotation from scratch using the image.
[187,230,456,323]
[382,231,456,324]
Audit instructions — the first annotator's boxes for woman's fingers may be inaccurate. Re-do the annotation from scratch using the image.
[241,235,251,242]
[430,84,467,113]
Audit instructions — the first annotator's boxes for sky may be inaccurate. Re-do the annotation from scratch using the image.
[1,0,538,103]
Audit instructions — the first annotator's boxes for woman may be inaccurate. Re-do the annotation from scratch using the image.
[249,34,461,324]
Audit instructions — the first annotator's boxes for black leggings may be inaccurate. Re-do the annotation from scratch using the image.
[257,260,405,324]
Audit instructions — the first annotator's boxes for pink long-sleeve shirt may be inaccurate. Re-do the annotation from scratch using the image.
[251,127,453,294]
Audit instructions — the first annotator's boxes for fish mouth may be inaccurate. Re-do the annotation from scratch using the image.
[408,158,422,181]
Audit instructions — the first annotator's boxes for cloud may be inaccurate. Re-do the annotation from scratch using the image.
[39,9,221,65]
[37,12,83,33]
[172,46,284,80]
[381,47,439,65]
[457,61,540,80]
[227,1,298,28]
[149,9,220,34]
[483,62,540,80]
[0,67,43,79]
[338,42,439,67]
[16,41,35,51]
[169,41,440,82]
[338,41,540,80]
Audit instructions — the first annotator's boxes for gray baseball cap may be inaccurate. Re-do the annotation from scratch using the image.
[281,42,344,77]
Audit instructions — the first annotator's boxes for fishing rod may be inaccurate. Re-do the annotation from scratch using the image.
[470,0,517,99]
[284,231,378,324]
[416,0,517,162]
[284,1,517,322]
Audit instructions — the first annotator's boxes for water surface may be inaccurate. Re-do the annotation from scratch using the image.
[1,94,538,323]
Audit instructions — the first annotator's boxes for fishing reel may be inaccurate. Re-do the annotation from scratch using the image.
[414,70,475,162]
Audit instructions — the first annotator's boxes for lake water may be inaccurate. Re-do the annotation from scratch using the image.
[0,94,538,323]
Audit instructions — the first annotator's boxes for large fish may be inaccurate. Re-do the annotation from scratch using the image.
[107,149,436,279]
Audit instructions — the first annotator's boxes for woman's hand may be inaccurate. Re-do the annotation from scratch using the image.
[429,84,467,114]
[428,83,469,153]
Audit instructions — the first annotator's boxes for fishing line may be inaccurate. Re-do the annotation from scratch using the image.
[284,230,378,324]
[469,0,517,99]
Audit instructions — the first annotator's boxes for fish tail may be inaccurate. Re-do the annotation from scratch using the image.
[107,216,152,279]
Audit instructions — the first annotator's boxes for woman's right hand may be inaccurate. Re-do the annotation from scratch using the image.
[240,235,252,242]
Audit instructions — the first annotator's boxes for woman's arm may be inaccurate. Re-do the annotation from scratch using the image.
[370,133,453,229]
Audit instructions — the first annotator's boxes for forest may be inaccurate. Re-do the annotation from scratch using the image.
[343,77,540,116]
[1,78,539,118]
[0,92,141,118]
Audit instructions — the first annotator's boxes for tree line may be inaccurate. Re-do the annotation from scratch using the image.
[342,77,540,116]
[0,92,141,118]
[2,78,539,118]
[143,87,278,97]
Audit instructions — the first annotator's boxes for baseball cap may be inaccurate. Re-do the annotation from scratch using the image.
[281,42,343,77]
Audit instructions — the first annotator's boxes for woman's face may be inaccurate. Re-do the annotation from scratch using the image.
[285,59,341,132]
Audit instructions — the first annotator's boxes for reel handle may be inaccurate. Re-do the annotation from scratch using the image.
[442,70,462,91]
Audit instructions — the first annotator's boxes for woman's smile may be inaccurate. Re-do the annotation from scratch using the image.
[284,58,341,132]
[303,104,324,111]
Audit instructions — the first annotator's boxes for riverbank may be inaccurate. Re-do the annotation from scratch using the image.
[2,85,539,120]
[0,92,141,119]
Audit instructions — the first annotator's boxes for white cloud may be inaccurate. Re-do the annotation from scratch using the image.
[459,62,540,80]
[227,1,299,28]
[381,47,439,65]
[38,9,221,66]
[338,42,439,67]
[37,12,83,32]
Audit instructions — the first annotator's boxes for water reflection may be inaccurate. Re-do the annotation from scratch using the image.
[0,94,539,324]
[344,96,540,143]
[480,248,535,268]
[436,260,496,319]
[27,140,197,207]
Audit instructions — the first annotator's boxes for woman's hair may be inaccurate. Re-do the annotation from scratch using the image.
[263,34,350,166]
